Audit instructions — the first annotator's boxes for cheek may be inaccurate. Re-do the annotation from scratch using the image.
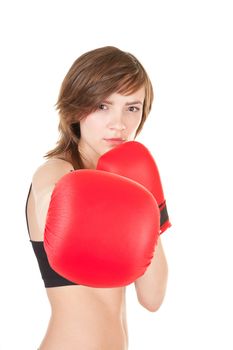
[128,115,142,131]
[86,114,106,130]
[80,115,104,136]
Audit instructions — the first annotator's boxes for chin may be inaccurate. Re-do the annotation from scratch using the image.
[102,145,113,153]
[105,143,121,150]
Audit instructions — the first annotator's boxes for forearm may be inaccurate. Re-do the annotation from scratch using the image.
[134,236,168,311]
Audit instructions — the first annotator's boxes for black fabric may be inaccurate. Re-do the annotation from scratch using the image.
[30,240,76,288]
[159,202,169,228]
[25,182,78,288]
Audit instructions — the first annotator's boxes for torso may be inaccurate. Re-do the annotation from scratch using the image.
[27,157,128,350]
[43,286,127,350]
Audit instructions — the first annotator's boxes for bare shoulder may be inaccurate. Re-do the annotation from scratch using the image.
[30,158,75,236]
[32,157,75,197]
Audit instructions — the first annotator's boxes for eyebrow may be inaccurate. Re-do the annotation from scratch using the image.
[102,99,143,106]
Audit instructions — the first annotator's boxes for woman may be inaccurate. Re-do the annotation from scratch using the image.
[25,46,170,350]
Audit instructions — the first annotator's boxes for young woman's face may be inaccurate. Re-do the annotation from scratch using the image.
[79,86,145,167]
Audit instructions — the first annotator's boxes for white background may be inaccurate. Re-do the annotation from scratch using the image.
[0,0,232,349]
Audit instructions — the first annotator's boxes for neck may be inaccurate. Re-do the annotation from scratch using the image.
[82,157,97,169]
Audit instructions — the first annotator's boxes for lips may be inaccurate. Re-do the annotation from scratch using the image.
[104,138,126,144]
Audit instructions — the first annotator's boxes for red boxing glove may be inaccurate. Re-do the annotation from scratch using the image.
[97,141,171,234]
[44,170,160,288]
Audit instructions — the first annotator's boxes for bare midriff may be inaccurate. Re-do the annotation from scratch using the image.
[39,285,128,350]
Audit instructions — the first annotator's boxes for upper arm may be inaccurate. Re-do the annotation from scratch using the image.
[31,159,74,235]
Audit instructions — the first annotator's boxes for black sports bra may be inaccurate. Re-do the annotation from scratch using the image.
[25,183,77,288]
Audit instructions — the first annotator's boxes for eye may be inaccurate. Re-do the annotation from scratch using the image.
[128,106,140,112]
[98,104,108,110]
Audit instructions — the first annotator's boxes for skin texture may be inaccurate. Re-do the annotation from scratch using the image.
[27,87,168,349]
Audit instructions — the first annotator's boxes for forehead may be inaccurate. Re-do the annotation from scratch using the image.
[106,86,145,102]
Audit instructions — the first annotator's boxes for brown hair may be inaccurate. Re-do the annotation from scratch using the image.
[44,46,154,169]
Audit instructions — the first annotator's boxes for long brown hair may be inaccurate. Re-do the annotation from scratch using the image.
[44,46,154,169]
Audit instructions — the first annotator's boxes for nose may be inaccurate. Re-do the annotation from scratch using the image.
[108,112,126,131]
